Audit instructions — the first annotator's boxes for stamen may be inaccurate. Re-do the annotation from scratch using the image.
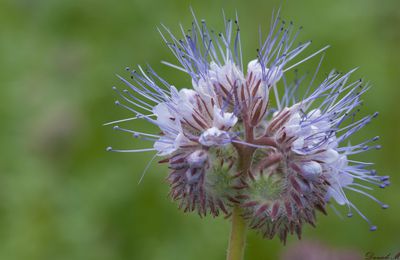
[112,125,161,139]
[346,186,388,209]
[106,147,157,153]
[348,202,376,231]
[138,154,158,184]
[161,61,188,73]
[103,116,151,126]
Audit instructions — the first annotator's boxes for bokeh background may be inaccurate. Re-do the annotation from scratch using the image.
[1,0,399,259]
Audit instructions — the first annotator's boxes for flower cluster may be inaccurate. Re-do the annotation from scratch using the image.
[107,10,388,243]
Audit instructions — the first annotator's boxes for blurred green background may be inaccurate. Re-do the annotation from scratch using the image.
[1,0,399,259]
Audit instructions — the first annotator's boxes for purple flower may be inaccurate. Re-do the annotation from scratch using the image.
[106,9,388,243]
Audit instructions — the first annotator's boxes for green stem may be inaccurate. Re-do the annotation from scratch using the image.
[227,206,247,260]
[227,119,255,260]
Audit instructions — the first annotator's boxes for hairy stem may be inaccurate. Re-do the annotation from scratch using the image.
[227,146,254,260]
[227,206,247,260]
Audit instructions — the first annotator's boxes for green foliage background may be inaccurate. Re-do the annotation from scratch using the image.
[0,0,399,259]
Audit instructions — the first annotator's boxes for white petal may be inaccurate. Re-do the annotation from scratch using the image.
[292,138,305,151]
[338,172,353,187]
[153,103,170,118]
[153,103,180,134]
[154,133,192,156]
[175,133,191,147]
[314,149,339,163]
[247,59,262,74]
[326,187,347,205]
[178,88,197,103]
[210,61,245,92]
[300,161,322,180]
[199,127,231,146]
[212,106,238,129]
[154,136,176,156]
[336,154,349,169]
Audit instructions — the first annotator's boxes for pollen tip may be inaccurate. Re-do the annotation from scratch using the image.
[112,86,117,90]
[382,204,389,209]
[380,176,389,181]
[113,125,119,130]
[369,225,377,231]
[373,112,379,118]
[347,213,353,218]
[115,100,120,105]
[106,146,113,152]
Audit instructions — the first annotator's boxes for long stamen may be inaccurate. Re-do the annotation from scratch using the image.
[106,147,157,153]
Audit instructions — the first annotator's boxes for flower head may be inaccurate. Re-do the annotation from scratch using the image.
[107,9,388,243]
